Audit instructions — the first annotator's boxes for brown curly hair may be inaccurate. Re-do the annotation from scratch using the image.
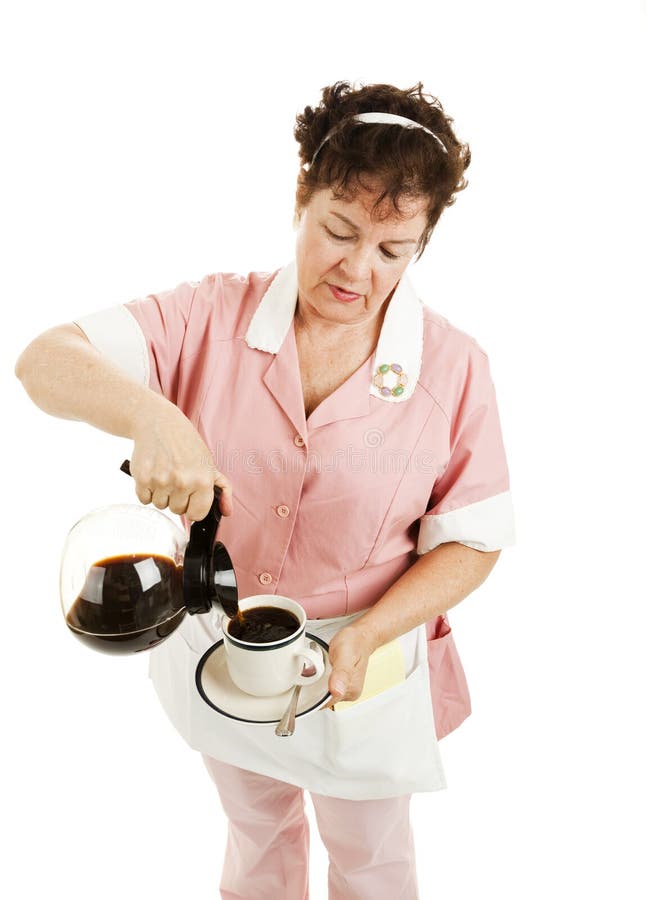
[294,81,471,259]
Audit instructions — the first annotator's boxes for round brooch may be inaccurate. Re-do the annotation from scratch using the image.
[372,363,408,397]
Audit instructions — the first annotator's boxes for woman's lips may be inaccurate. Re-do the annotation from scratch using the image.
[328,283,361,302]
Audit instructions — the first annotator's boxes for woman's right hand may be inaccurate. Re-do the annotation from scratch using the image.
[129,400,233,521]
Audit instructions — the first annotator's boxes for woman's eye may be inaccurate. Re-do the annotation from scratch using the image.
[324,226,399,260]
[325,227,352,241]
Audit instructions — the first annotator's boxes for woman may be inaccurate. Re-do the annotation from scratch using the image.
[15,81,515,899]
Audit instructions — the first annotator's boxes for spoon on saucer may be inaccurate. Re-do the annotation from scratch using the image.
[275,652,318,737]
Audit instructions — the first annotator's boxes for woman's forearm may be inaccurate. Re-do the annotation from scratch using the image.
[15,325,173,439]
[350,542,501,651]
[16,324,234,520]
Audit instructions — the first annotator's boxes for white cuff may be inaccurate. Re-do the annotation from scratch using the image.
[417,491,516,554]
[74,305,149,386]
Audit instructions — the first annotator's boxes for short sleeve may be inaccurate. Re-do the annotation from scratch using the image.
[417,347,515,554]
[73,280,198,400]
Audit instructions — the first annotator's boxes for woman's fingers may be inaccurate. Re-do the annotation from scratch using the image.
[325,626,376,705]
[135,483,153,505]
[180,470,232,521]
[134,476,234,521]
[168,490,190,517]
[328,665,359,703]
[151,489,170,510]
[329,667,352,699]
[214,476,234,517]
[185,488,215,523]
[128,405,234,520]
[322,664,363,709]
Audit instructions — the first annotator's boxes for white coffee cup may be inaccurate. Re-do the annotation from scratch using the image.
[220,595,325,696]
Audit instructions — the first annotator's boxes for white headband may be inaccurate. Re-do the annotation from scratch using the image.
[309,111,448,166]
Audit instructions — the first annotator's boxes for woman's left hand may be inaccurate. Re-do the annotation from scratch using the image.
[323,624,376,709]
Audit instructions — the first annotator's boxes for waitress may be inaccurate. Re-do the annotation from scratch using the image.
[16,80,515,899]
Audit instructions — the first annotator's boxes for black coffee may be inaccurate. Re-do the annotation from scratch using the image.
[227,605,300,644]
[65,553,185,655]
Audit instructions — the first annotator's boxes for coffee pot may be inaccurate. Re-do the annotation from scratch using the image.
[59,460,239,655]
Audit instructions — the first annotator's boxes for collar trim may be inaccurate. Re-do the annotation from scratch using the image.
[245,260,423,402]
[245,261,299,353]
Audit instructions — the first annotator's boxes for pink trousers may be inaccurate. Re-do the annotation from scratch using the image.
[202,755,419,900]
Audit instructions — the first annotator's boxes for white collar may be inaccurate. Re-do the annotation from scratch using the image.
[245,259,424,402]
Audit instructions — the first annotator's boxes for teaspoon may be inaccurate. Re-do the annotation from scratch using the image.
[275,652,318,737]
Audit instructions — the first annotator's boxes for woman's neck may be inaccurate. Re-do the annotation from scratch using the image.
[294,297,387,353]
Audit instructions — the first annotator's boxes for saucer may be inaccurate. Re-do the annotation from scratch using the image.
[195,633,332,725]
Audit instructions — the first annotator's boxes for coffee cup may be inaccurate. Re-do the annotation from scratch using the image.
[220,595,325,696]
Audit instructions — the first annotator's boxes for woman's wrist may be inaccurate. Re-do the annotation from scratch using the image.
[344,616,383,656]
[127,386,180,440]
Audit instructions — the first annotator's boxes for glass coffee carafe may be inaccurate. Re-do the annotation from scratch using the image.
[59,461,238,655]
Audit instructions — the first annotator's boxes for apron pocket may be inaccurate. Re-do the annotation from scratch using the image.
[322,662,435,790]
[426,615,471,739]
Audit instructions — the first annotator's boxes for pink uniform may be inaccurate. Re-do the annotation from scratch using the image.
[74,259,515,897]
[75,259,514,738]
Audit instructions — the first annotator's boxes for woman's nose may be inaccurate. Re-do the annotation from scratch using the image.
[339,246,372,285]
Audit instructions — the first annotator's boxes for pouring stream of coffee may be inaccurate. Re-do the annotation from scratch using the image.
[120,459,245,625]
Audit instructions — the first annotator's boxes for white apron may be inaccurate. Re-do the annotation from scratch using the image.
[148,608,447,800]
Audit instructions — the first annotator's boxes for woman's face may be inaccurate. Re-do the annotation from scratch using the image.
[294,184,428,330]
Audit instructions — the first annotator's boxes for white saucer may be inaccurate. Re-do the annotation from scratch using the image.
[195,633,332,725]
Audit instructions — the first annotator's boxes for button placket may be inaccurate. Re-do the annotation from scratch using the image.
[254,434,307,595]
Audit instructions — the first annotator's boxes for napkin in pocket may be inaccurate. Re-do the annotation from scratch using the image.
[333,638,406,711]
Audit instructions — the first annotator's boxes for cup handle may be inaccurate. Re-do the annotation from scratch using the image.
[293,643,325,685]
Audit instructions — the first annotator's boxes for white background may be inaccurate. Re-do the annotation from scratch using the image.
[2,1,644,897]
